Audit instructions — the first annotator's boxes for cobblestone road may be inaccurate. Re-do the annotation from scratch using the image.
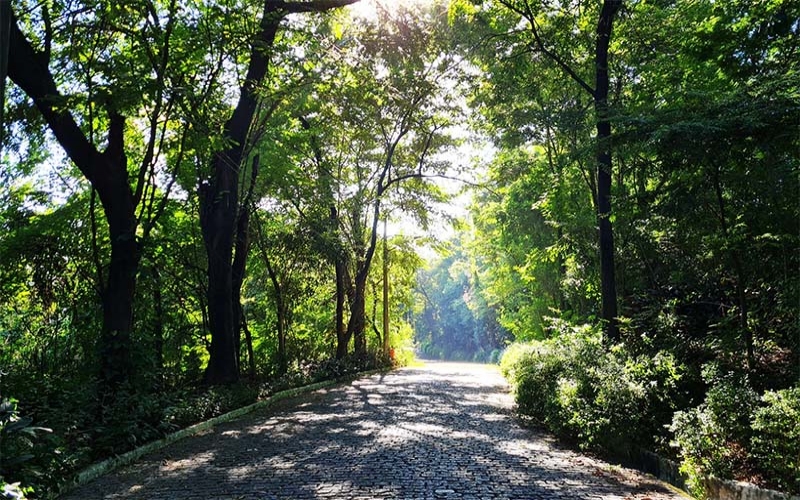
[62,362,687,499]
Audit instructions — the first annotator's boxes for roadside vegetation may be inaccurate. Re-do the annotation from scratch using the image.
[1,0,797,498]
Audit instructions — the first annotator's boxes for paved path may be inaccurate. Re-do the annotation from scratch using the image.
[63,362,686,499]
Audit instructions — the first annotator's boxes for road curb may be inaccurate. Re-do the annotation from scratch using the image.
[59,368,387,497]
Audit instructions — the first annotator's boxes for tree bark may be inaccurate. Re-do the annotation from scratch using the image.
[594,0,622,342]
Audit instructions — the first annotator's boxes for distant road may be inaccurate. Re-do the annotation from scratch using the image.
[62,362,686,499]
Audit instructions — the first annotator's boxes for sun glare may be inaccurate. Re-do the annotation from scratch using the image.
[347,0,434,20]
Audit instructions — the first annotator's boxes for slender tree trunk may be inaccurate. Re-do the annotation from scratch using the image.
[594,0,621,342]
[335,250,350,359]
[231,157,258,376]
[231,208,249,375]
[382,218,390,355]
[152,263,164,388]
[516,0,621,341]
[242,314,256,379]
[263,243,288,374]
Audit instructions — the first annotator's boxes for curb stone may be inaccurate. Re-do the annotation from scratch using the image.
[619,447,799,500]
[59,368,387,497]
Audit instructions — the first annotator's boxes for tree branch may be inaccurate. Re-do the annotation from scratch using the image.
[7,10,100,182]
[496,0,595,97]
[271,0,360,14]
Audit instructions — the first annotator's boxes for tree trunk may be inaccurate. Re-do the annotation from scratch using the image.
[9,17,139,390]
[96,184,140,389]
[518,0,621,341]
[263,240,288,374]
[594,0,621,342]
[200,0,359,383]
[335,250,350,359]
[151,263,164,388]
[382,218,390,355]
[231,156,258,376]
[242,314,256,379]
[348,271,368,358]
[201,6,281,385]
[231,207,249,376]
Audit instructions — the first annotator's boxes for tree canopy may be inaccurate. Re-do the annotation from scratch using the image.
[1,0,798,497]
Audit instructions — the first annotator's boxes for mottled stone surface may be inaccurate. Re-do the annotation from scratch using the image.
[62,362,688,499]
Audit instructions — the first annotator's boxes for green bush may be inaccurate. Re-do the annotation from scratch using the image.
[164,385,260,429]
[751,387,800,493]
[0,398,50,499]
[501,321,684,452]
[670,367,759,496]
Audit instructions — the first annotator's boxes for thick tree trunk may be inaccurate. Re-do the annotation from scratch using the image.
[594,0,621,342]
[201,7,281,385]
[96,181,140,389]
[348,271,368,358]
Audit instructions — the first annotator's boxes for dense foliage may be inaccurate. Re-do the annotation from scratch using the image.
[1,1,450,496]
[414,241,509,362]
[1,0,798,497]
[446,0,799,495]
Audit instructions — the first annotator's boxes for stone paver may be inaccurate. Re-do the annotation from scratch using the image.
[62,362,687,499]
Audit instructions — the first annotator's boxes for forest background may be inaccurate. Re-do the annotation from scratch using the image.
[0,0,798,498]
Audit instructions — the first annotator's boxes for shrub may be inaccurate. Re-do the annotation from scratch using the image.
[0,398,50,499]
[670,367,759,496]
[501,321,684,453]
[751,387,800,493]
[164,385,260,430]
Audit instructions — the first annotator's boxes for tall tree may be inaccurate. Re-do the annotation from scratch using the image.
[7,0,195,389]
[200,0,358,385]
[457,0,623,340]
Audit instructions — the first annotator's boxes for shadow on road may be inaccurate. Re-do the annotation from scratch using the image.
[62,363,683,500]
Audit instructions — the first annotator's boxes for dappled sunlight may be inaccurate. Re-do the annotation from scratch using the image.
[63,364,685,500]
[159,450,216,474]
